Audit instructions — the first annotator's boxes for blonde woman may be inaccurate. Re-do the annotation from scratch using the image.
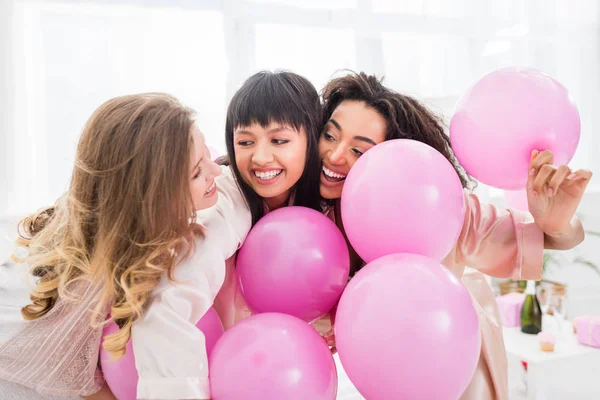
[0,93,250,399]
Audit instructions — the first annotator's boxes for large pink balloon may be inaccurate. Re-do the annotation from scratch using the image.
[450,67,580,190]
[341,139,465,263]
[335,253,481,400]
[237,206,350,322]
[100,307,224,400]
[100,323,137,400]
[209,313,337,400]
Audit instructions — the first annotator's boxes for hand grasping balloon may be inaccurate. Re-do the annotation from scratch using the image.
[527,149,593,238]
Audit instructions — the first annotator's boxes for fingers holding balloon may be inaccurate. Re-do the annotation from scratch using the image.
[528,149,554,174]
[527,150,551,193]
[530,164,556,196]
[547,165,572,196]
[527,150,572,197]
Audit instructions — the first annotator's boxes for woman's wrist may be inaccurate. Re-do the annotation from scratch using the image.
[542,217,585,250]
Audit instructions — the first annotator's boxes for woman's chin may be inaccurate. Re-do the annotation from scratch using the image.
[319,186,342,200]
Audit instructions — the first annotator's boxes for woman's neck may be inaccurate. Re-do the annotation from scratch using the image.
[264,191,290,212]
[333,199,365,275]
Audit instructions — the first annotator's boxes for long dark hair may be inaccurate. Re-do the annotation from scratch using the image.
[225,70,322,225]
[321,71,474,190]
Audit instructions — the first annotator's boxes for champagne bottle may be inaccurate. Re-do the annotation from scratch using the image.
[520,280,542,334]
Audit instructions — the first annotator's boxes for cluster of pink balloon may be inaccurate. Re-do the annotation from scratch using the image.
[338,139,481,399]
[100,307,224,400]
[210,207,350,399]
[99,210,348,400]
[332,67,580,399]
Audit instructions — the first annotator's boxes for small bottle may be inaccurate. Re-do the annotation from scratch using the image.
[520,280,542,334]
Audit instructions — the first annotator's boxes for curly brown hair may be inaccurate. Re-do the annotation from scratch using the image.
[15,93,199,359]
[321,71,474,189]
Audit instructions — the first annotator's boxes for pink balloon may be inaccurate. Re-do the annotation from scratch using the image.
[237,206,350,322]
[450,67,580,190]
[100,307,224,400]
[196,306,226,353]
[209,313,337,400]
[341,139,465,263]
[335,253,481,400]
[100,323,137,400]
[504,189,529,211]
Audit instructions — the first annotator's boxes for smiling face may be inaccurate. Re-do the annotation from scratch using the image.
[233,121,308,210]
[319,100,387,199]
[189,125,222,211]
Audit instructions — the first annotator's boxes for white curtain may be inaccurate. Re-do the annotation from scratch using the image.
[1,0,599,220]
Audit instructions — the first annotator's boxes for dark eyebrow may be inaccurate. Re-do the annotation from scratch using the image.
[353,135,377,146]
[328,119,377,146]
[328,119,342,131]
[268,126,295,134]
[234,125,296,136]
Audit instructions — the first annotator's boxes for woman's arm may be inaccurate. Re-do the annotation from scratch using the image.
[132,262,216,400]
[131,166,250,400]
[543,217,585,250]
[527,150,592,250]
[451,192,544,280]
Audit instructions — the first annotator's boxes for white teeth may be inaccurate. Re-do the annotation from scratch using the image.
[204,181,215,194]
[254,169,283,180]
[322,166,346,179]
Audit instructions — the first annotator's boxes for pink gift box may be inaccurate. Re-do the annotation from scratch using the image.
[573,316,600,348]
[496,292,525,327]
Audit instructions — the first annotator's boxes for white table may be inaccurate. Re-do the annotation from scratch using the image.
[503,320,600,400]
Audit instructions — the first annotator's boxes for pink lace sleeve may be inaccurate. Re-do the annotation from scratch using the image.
[0,279,105,397]
[450,192,544,280]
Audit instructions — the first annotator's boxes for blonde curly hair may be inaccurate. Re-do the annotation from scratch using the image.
[16,93,198,359]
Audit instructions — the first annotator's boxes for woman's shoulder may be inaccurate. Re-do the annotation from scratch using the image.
[218,164,234,179]
[215,165,245,205]
[193,165,251,258]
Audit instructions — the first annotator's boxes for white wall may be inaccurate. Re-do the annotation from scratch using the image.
[1,0,600,218]
[1,0,599,314]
